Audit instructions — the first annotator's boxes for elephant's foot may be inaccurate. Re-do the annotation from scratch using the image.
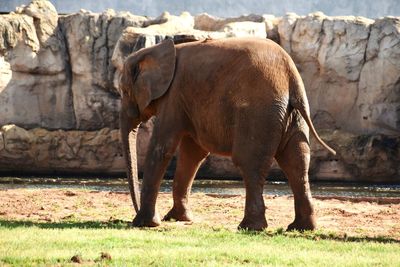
[132,210,161,227]
[286,216,316,232]
[238,216,268,231]
[163,206,193,222]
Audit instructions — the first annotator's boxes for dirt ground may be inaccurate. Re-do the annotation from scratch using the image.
[0,188,399,240]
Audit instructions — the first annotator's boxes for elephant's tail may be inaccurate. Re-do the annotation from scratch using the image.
[289,71,336,156]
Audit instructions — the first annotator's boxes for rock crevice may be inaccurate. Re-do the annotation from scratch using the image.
[58,18,76,129]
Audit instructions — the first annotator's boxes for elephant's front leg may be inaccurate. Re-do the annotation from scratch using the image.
[163,136,209,222]
[132,122,181,227]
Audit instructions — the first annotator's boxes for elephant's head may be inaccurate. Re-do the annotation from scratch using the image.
[119,39,176,212]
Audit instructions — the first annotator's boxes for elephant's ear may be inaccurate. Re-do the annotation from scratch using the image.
[135,39,176,112]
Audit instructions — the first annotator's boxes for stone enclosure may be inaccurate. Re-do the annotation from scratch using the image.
[0,0,399,182]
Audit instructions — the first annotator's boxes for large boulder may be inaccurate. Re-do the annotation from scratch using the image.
[357,17,400,135]
[279,13,373,133]
[194,13,275,40]
[143,11,195,31]
[0,0,75,129]
[194,13,265,31]
[278,12,400,136]
[59,9,147,130]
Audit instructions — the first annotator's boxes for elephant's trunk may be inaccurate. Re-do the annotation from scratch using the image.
[120,118,141,213]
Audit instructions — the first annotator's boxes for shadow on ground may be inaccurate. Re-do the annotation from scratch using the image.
[239,228,400,244]
[0,219,130,229]
[1,219,399,244]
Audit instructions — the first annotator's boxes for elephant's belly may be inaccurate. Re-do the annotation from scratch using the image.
[191,127,234,157]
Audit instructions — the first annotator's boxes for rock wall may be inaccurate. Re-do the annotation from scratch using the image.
[0,0,399,182]
[1,124,398,183]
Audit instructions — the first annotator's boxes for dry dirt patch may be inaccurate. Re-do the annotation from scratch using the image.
[0,188,399,240]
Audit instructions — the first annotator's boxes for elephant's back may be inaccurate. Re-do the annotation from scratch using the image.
[176,37,283,52]
[176,37,293,67]
[174,37,292,101]
[171,38,293,155]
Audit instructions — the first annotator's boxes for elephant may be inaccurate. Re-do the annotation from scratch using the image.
[119,37,336,231]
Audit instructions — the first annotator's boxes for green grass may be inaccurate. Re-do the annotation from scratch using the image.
[0,220,399,266]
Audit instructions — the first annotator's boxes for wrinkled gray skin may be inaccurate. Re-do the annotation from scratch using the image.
[119,37,335,231]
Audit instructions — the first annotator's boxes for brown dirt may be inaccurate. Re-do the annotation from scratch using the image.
[0,188,399,240]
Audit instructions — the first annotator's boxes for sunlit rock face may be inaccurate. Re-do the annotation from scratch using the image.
[0,1,399,182]
[0,0,74,130]
[278,13,400,136]
[59,9,148,130]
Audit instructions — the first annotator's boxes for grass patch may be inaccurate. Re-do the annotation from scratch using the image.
[1,220,399,266]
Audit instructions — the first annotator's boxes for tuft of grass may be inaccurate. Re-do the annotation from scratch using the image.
[0,219,399,266]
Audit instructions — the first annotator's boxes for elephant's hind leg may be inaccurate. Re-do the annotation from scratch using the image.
[235,158,272,231]
[163,136,209,222]
[232,119,282,231]
[276,131,316,231]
